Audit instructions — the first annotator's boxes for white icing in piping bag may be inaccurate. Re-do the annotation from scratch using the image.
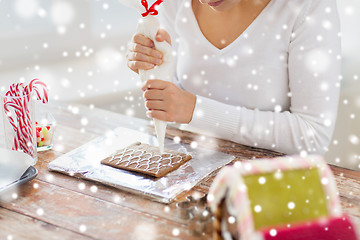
[138,16,174,153]
[118,0,174,153]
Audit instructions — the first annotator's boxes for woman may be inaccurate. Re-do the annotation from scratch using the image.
[126,0,341,155]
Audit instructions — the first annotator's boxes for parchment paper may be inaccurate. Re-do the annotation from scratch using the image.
[48,127,234,203]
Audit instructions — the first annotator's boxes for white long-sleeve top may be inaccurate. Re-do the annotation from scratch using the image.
[158,0,341,155]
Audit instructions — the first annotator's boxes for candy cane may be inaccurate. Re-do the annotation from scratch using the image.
[3,79,49,158]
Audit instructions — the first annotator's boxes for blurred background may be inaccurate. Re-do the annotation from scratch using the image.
[0,0,359,170]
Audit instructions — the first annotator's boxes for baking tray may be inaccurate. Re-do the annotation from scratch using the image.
[0,166,38,193]
[48,127,235,203]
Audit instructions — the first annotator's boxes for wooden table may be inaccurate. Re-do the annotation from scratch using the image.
[1,102,359,239]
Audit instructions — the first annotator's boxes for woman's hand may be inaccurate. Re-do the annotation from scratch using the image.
[142,79,196,124]
[126,29,171,74]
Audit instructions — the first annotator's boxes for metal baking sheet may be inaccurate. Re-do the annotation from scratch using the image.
[48,127,234,203]
[0,166,38,194]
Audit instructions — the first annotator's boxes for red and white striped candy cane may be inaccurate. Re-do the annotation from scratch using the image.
[3,79,49,157]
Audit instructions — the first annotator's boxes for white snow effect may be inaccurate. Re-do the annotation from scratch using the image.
[78,182,86,190]
[307,129,315,138]
[36,208,44,216]
[79,224,87,233]
[134,223,157,240]
[60,78,70,88]
[254,205,262,213]
[70,106,80,114]
[126,108,134,116]
[14,0,39,19]
[321,177,329,185]
[164,206,170,213]
[324,119,332,127]
[320,82,329,91]
[345,5,355,16]
[81,117,89,126]
[228,216,236,224]
[172,228,180,236]
[54,143,64,152]
[349,134,359,145]
[274,105,282,112]
[269,229,277,237]
[244,162,252,171]
[258,176,266,185]
[57,26,67,34]
[12,193,18,200]
[300,150,308,158]
[190,141,198,149]
[45,174,54,182]
[173,136,181,143]
[113,195,122,203]
[207,194,214,202]
[51,1,75,26]
[287,201,295,210]
[90,185,98,193]
[37,8,47,18]
[274,171,283,180]
[226,58,236,67]
[305,50,331,74]
[322,20,333,30]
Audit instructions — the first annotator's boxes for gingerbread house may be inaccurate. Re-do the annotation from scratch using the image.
[207,155,358,240]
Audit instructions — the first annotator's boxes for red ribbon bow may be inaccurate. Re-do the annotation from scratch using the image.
[141,0,163,17]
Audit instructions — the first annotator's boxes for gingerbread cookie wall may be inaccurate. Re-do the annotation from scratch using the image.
[101,142,192,178]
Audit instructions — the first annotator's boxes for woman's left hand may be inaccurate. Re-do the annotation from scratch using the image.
[142,79,196,124]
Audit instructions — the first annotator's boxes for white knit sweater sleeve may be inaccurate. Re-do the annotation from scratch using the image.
[188,0,341,155]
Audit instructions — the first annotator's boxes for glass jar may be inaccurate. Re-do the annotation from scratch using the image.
[35,112,56,152]
[1,92,38,165]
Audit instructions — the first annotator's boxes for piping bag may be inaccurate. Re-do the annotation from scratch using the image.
[120,0,174,153]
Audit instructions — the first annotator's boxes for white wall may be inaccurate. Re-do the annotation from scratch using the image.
[0,0,141,112]
[0,0,138,69]
[324,1,360,170]
[338,0,360,82]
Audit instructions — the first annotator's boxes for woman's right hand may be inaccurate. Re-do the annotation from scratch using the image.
[126,29,171,74]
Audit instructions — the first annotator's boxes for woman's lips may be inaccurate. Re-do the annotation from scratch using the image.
[208,0,224,7]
